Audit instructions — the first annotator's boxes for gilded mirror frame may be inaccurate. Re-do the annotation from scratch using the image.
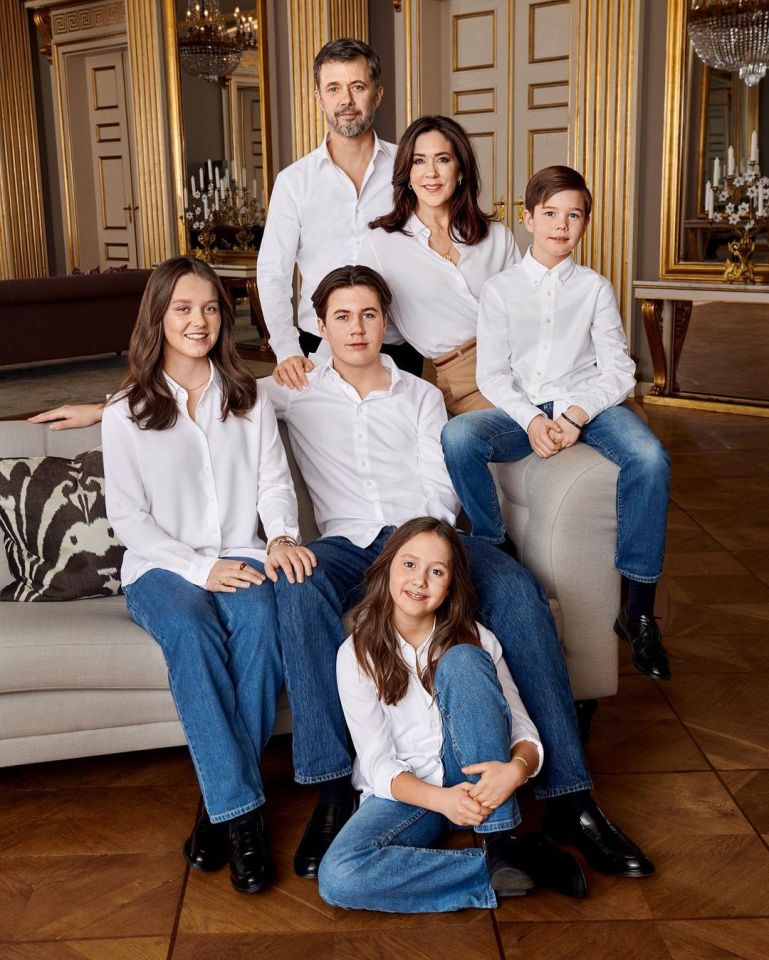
[660,0,769,282]
[161,0,273,254]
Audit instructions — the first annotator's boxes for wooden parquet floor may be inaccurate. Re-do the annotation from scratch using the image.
[2,404,769,959]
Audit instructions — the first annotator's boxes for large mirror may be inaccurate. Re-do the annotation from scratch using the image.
[660,0,769,281]
[163,0,272,259]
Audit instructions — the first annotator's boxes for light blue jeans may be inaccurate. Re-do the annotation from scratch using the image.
[318,644,518,913]
[124,560,283,823]
[274,528,592,798]
[441,403,671,582]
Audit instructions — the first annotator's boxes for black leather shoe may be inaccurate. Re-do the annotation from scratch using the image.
[614,608,671,680]
[515,831,588,899]
[545,800,654,878]
[228,811,275,894]
[294,801,355,879]
[482,833,535,896]
[183,807,230,872]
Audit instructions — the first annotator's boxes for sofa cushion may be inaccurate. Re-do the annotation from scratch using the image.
[0,450,124,601]
[0,596,169,694]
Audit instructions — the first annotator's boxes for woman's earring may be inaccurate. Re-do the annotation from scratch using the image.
[457,177,463,186]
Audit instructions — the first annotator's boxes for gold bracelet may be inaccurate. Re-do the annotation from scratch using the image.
[266,535,298,555]
[512,755,529,769]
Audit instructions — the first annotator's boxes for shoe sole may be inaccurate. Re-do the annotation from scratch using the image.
[489,866,536,897]
[613,619,671,681]
[230,860,276,894]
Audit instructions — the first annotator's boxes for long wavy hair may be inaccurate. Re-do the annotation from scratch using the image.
[369,115,495,245]
[352,517,481,705]
[113,256,257,430]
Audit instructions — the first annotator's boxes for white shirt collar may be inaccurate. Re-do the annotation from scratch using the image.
[395,620,436,662]
[521,247,576,286]
[315,351,403,396]
[163,359,219,399]
[318,130,386,169]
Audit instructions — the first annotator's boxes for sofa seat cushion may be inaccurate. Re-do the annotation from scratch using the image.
[0,597,169,694]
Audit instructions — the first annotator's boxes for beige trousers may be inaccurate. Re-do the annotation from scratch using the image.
[433,342,494,416]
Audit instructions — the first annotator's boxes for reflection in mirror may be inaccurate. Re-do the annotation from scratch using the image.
[680,44,769,266]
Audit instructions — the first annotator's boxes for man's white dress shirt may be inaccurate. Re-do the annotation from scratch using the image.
[102,365,299,588]
[359,217,521,358]
[261,355,459,548]
[256,133,403,363]
[476,249,637,429]
[337,622,543,802]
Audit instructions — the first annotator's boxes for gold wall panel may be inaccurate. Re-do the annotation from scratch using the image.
[0,0,48,278]
[289,0,368,159]
[570,0,640,326]
[452,11,496,72]
[529,0,569,63]
[528,80,568,109]
[528,127,568,177]
[125,0,175,265]
[453,87,496,115]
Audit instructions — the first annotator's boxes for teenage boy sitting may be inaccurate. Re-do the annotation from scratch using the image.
[440,165,671,682]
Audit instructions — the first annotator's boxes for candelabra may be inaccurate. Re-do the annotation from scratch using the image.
[704,140,769,283]
[181,161,265,262]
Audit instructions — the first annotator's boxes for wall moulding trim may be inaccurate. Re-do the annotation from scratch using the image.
[0,1,48,278]
[51,1,125,37]
[529,0,570,64]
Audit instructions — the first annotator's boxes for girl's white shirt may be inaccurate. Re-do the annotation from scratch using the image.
[358,216,521,359]
[102,362,300,588]
[336,622,543,803]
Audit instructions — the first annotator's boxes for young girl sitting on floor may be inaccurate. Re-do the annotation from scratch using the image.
[318,516,585,913]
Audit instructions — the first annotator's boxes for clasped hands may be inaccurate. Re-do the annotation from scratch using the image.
[440,759,529,827]
[527,406,588,459]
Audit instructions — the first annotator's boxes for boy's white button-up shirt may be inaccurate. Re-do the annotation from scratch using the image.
[261,355,459,547]
[476,249,637,429]
[102,366,299,588]
[256,133,403,363]
[337,622,543,802]
[359,217,521,358]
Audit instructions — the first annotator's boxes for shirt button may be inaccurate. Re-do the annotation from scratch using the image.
[357,434,364,440]
[361,460,368,467]
[536,370,543,376]
[545,319,551,324]
[366,480,373,488]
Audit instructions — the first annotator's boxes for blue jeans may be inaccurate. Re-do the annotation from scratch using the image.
[124,561,283,823]
[275,529,592,798]
[318,645,517,912]
[441,403,671,582]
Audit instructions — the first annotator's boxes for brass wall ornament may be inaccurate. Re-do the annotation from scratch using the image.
[688,0,769,87]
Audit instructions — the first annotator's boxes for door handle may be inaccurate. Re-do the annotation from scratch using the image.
[512,196,525,224]
[493,197,506,222]
[123,205,139,224]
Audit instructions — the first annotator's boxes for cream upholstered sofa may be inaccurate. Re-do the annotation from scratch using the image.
[0,416,621,768]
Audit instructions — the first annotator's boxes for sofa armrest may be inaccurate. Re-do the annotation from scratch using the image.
[496,444,620,699]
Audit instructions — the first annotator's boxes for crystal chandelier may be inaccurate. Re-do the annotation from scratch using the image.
[178,2,257,84]
[688,0,769,86]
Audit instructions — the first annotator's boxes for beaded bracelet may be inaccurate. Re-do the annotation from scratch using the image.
[560,412,583,431]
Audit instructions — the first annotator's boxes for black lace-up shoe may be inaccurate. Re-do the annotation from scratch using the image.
[294,801,355,879]
[614,608,671,680]
[183,807,230,872]
[228,810,275,893]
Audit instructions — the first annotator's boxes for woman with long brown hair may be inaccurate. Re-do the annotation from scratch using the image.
[101,255,315,895]
[362,115,522,414]
[317,517,584,913]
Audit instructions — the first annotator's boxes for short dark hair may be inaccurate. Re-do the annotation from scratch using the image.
[525,165,593,220]
[311,265,392,321]
[313,38,382,88]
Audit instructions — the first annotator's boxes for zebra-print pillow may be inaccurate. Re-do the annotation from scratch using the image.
[0,450,125,601]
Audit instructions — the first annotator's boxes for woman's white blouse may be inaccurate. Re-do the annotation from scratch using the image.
[336,622,543,803]
[359,216,521,359]
[102,365,299,588]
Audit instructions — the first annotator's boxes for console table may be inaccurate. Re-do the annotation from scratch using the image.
[633,280,769,416]
[209,262,275,362]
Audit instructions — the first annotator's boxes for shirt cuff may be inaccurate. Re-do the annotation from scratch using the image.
[377,760,413,801]
[270,332,304,365]
[191,555,218,589]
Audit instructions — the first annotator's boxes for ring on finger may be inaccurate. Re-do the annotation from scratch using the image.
[218,577,228,586]
[238,561,247,571]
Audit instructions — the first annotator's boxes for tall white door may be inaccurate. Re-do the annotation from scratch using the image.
[84,49,138,269]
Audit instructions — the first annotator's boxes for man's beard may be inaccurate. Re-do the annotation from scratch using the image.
[327,104,376,138]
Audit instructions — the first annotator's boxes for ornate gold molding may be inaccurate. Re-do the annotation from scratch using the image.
[0,2,48,278]
[288,0,368,159]
[50,1,125,36]
[570,0,641,329]
[125,0,175,265]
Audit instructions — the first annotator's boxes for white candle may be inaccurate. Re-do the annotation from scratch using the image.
[214,193,219,211]
[751,129,758,164]
[705,181,713,218]
[759,183,765,217]
[199,168,205,190]
[207,158,213,179]
[183,187,189,207]
[215,166,220,187]
[190,175,196,197]
[241,166,247,187]
[714,157,721,186]
[728,145,735,176]
[252,178,258,198]
[203,196,208,218]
